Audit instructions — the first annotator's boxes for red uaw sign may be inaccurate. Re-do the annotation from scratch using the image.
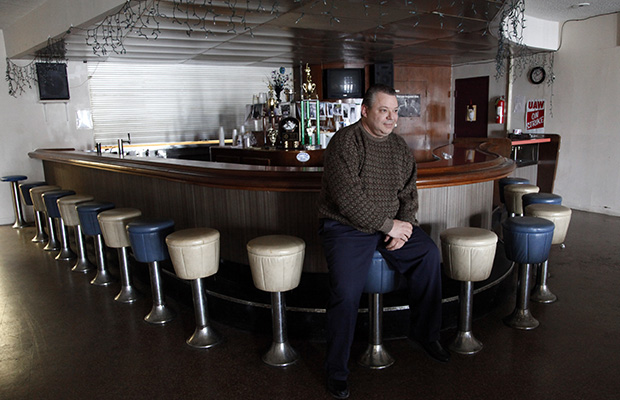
[526,99,545,131]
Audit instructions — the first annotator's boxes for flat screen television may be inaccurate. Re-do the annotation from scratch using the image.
[323,68,364,99]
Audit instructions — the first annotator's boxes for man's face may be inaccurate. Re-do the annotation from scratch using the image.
[361,92,399,138]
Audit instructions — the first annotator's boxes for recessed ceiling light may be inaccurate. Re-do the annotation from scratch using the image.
[570,2,591,8]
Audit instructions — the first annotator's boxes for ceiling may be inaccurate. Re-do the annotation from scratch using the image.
[1,0,620,67]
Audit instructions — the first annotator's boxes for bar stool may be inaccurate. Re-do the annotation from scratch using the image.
[19,182,47,225]
[98,208,143,303]
[127,219,176,325]
[498,177,530,205]
[1,175,28,228]
[502,216,554,330]
[525,204,572,303]
[522,193,562,209]
[57,195,95,273]
[358,251,402,369]
[504,184,539,217]
[440,227,498,354]
[247,235,305,367]
[77,201,116,286]
[42,189,76,258]
[29,185,59,243]
[166,228,222,348]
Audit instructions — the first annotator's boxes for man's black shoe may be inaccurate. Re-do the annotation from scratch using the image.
[327,378,349,399]
[411,339,451,363]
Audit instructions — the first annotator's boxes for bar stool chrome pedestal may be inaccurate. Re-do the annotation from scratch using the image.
[98,208,143,303]
[28,185,59,243]
[1,175,28,229]
[166,227,222,348]
[441,227,498,354]
[127,219,176,324]
[247,235,305,367]
[77,202,116,286]
[42,189,76,259]
[57,194,95,273]
[358,251,402,368]
[502,216,555,330]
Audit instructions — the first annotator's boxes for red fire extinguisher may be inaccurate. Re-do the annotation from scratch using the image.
[495,96,505,124]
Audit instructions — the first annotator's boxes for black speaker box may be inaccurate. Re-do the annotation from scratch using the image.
[371,63,394,87]
[36,63,70,100]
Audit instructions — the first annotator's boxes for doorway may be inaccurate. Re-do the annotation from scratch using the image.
[454,76,489,138]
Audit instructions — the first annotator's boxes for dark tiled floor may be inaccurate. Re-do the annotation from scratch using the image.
[1,210,619,399]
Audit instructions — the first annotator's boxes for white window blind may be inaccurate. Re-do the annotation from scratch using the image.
[88,63,288,145]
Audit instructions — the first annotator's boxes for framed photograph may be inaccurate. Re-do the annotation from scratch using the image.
[397,94,421,117]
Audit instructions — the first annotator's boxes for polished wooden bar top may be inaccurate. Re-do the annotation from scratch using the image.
[29,139,514,192]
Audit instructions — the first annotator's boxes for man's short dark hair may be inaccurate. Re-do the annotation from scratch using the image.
[362,84,397,109]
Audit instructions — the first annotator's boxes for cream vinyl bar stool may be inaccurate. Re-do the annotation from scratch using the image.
[525,203,572,303]
[441,227,497,354]
[29,185,60,246]
[504,184,539,218]
[57,194,95,273]
[166,228,222,348]
[98,208,143,303]
[247,235,305,367]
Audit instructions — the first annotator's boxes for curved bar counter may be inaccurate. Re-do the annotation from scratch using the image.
[29,139,515,338]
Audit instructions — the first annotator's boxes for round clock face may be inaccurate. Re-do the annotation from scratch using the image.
[529,67,546,85]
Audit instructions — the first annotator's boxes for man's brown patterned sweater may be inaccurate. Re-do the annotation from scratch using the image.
[317,121,419,234]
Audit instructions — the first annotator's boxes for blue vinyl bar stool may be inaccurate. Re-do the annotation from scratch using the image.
[166,228,222,348]
[498,177,530,205]
[441,227,498,354]
[358,251,402,368]
[502,216,555,330]
[2,175,28,228]
[42,189,76,258]
[522,192,562,209]
[57,195,95,273]
[19,182,46,239]
[127,219,176,325]
[98,208,143,303]
[77,201,116,286]
[29,185,60,244]
[525,204,572,303]
[247,235,305,367]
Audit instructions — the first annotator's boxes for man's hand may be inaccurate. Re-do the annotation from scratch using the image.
[384,219,413,251]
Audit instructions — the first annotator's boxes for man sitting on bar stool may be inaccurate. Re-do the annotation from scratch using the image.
[318,84,447,399]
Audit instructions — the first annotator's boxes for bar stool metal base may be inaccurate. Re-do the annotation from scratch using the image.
[8,181,27,229]
[450,331,483,354]
[55,220,76,261]
[187,326,222,349]
[262,341,299,367]
[186,278,221,348]
[359,344,395,369]
[114,247,139,304]
[359,293,394,369]
[43,217,60,251]
[32,211,48,243]
[531,261,557,303]
[504,263,539,330]
[90,235,115,286]
[263,292,298,367]
[145,304,176,325]
[72,225,95,273]
[450,281,483,354]
[144,260,175,325]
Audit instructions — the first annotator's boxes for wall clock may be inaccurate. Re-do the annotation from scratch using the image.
[529,66,546,85]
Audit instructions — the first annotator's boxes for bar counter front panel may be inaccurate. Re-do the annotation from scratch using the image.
[30,140,514,274]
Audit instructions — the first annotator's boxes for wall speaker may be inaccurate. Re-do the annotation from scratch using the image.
[36,63,70,100]
[371,63,394,88]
